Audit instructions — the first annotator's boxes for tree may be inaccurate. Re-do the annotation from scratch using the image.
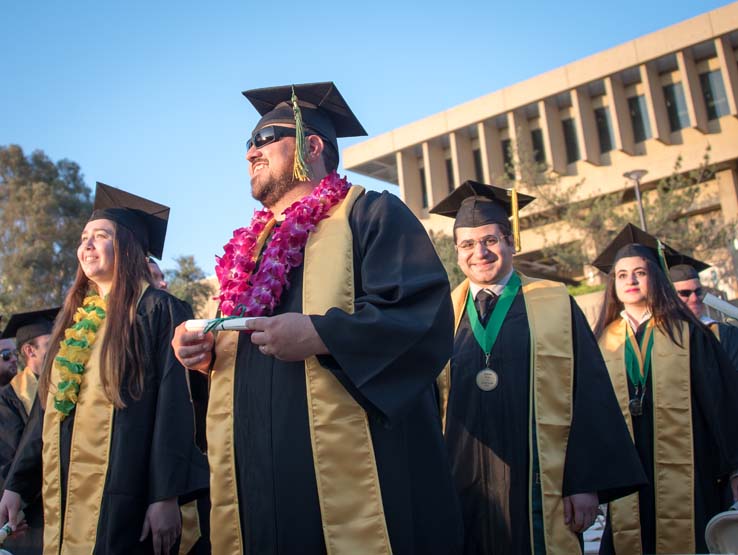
[428,230,466,289]
[166,255,214,316]
[501,139,734,277]
[0,145,92,315]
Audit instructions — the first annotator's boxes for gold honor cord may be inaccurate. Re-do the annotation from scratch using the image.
[511,188,521,252]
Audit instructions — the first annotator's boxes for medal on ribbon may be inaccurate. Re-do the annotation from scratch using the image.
[624,319,654,417]
[466,273,521,391]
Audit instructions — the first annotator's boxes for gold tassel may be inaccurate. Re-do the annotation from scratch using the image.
[511,188,521,252]
[291,87,311,182]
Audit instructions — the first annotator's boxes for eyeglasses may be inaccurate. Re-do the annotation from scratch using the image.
[247,125,299,150]
[676,287,705,300]
[456,234,509,253]
[1,349,17,362]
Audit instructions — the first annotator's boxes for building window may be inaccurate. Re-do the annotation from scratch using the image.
[628,95,652,143]
[699,70,730,120]
[594,107,615,153]
[663,83,690,131]
[562,118,580,164]
[501,139,514,179]
[445,158,455,192]
[530,129,546,164]
[472,148,484,182]
[419,168,428,208]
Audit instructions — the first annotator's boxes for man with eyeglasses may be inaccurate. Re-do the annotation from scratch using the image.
[0,307,58,554]
[430,181,645,555]
[669,263,738,370]
[172,82,463,555]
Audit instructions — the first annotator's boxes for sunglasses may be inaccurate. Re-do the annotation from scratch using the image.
[1,349,17,362]
[247,126,300,150]
[676,287,704,300]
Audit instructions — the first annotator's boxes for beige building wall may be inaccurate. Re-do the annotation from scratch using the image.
[344,3,738,298]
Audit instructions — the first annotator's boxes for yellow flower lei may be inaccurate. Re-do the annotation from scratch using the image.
[53,292,107,419]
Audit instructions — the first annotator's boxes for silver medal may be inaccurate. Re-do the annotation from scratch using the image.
[476,368,499,391]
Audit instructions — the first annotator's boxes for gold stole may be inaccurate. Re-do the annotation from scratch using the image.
[42,315,114,555]
[600,319,694,555]
[709,322,721,342]
[10,366,38,417]
[437,274,579,555]
[207,185,392,555]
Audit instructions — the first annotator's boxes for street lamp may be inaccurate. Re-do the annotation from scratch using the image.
[623,169,648,231]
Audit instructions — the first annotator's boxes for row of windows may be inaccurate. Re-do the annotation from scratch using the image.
[417,68,731,206]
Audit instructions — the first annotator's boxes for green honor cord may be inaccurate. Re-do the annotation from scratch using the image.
[465,272,522,356]
[624,322,654,388]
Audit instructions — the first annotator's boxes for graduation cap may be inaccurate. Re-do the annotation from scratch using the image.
[1,307,60,348]
[591,223,708,274]
[669,262,710,283]
[243,82,367,181]
[430,180,535,250]
[89,182,170,259]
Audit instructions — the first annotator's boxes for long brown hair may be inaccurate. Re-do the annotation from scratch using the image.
[39,223,154,409]
[593,256,702,346]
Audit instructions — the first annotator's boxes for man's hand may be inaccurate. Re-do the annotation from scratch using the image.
[563,492,599,534]
[139,498,181,555]
[247,313,328,361]
[171,323,214,374]
[0,490,27,537]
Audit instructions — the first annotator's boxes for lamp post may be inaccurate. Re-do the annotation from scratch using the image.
[623,169,648,231]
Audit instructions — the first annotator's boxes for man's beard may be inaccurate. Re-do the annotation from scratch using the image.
[251,160,298,209]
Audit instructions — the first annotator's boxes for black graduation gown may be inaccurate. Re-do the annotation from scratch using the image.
[714,322,738,371]
[446,292,645,555]
[6,287,210,555]
[230,191,464,555]
[0,385,43,555]
[599,320,738,555]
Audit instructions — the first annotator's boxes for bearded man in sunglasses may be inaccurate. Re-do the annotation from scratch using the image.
[173,82,463,555]
[0,337,18,387]
[669,263,738,370]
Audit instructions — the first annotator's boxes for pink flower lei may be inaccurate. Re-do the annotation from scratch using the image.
[215,171,350,317]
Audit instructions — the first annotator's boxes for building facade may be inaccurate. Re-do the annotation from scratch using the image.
[344,3,738,299]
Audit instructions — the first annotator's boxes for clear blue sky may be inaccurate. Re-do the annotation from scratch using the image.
[2,0,733,274]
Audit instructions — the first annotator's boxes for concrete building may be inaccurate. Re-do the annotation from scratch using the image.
[344,2,738,304]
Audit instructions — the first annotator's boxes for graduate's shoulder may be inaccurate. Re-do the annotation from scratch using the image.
[137,286,193,320]
[0,382,23,413]
[349,188,421,226]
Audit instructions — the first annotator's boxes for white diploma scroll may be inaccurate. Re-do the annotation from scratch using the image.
[184,318,258,332]
[0,509,25,547]
[703,293,738,321]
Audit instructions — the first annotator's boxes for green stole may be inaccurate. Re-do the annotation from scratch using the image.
[207,185,393,555]
[599,319,694,554]
[438,274,580,555]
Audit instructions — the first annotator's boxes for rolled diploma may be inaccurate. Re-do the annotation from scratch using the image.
[184,318,258,332]
[0,509,25,545]
[703,293,738,321]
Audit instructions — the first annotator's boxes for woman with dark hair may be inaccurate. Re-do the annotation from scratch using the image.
[592,224,738,555]
[0,183,208,555]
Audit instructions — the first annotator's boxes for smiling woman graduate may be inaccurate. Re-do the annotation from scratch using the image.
[0,183,209,555]
[592,224,738,555]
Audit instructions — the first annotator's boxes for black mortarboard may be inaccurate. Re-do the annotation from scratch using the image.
[242,82,367,153]
[89,183,170,259]
[669,262,710,282]
[430,181,535,229]
[591,223,708,274]
[1,307,60,348]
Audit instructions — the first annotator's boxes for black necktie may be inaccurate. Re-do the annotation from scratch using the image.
[475,289,497,326]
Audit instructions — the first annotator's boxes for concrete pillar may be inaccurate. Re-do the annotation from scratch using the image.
[606,74,635,154]
[641,62,672,143]
[717,167,738,223]
[422,140,449,207]
[396,149,423,217]
[538,99,568,174]
[572,86,600,165]
[676,49,709,132]
[477,121,505,183]
[449,131,475,188]
[715,36,738,116]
